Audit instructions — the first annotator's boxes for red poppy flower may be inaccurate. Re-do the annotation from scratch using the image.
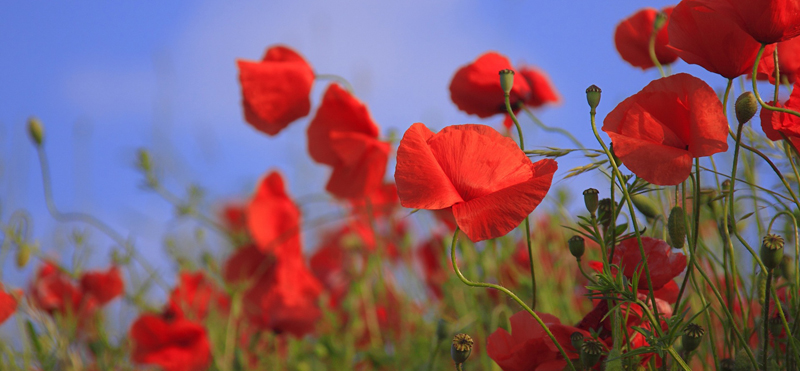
[224,245,323,336]
[761,81,800,143]
[615,7,678,70]
[309,223,374,306]
[238,45,314,136]
[130,312,211,371]
[395,123,557,242]
[612,237,687,290]
[723,0,800,44]
[220,201,248,234]
[168,271,230,321]
[756,37,800,83]
[80,266,123,306]
[349,182,399,218]
[31,262,90,317]
[0,284,17,325]
[449,52,531,118]
[487,311,589,371]
[518,66,561,108]
[667,0,760,78]
[247,171,302,257]
[307,83,390,199]
[602,73,729,185]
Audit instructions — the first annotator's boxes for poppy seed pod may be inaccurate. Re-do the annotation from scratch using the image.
[682,323,704,353]
[667,206,686,249]
[631,194,659,219]
[761,234,785,271]
[580,338,603,368]
[735,92,758,125]
[583,188,599,216]
[586,85,601,112]
[499,69,515,95]
[570,331,584,350]
[451,333,473,365]
[653,11,667,32]
[27,117,44,146]
[569,236,586,259]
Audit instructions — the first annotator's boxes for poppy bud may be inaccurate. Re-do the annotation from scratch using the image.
[570,331,584,350]
[598,198,614,231]
[668,206,687,249]
[653,11,668,32]
[581,338,603,368]
[137,149,153,173]
[583,188,599,216]
[761,234,785,271]
[734,92,758,125]
[436,319,448,342]
[631,194,659,220]
[569,236,585,259]
[499,69,515,95]
[16,243,31,268]
[586,85,602,112]
[719,358,735,371]
[733,349,750,371]
[778,255,795,282]
[769,315,783,337]
[27,117,44,146]
[451,333,473,365]
[681,323,704,353]
[722,179,731,191]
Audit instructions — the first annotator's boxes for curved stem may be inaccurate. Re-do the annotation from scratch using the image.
[449,228,576,371]
[315,73,355,93]
[522,107,586,150]
[753,44,800,119]
[648,28,666,77]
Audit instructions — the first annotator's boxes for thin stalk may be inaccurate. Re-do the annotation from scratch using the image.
[648,27,666,77]
[753,44,800,119]
[763,270,773,370]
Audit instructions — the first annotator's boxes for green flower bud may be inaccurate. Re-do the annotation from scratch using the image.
[436,319,448,342]
[570,331,584,351]
[499,69,515,95]
[581,338,604,368]
[631,194,659,220]
[653,11,668,32]
[586,85,602,113]
[735,92,758,125]
[733,349,751,371]
[681,323,704,353]
[583,188,599,216]
[778,255,795,282]
[27,117,44,146]
[761,234,785,271]
[16,243,31,268]
[451,334,473,365]
[569,236,586,259]
[668,206,687,249]
[598,198,615,231]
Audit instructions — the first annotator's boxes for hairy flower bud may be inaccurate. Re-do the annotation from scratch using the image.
[16,243,31,268]
[735,92,758,125]
[583,188,599,216]
[586,85,601,113]
[761,234,785,271]
[682,323,704,353]
[451,334,473,365]
[569,236,586,260]
[631,194,659,220]
[668,206,687,249]
[598,198,614,231]
[27,117,44,146]
[778,255,795,282]
[499,69,515,95]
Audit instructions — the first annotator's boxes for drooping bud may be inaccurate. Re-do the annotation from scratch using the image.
[681,323,704,353]
[451,334,473,365]
[631,194,659,220]
[735,92,758,125]
[586,85,602,113]
[583,188,599,216]
[499,69,515,95]
[653,11,668,32]
[761,234,785,271]
[570,331,584,351]
[569,236,586,259]
[27,117,44,146]
[667,206,687,249]
[581,338,603,368]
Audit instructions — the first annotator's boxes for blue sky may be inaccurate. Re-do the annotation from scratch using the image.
[2,0,737,292]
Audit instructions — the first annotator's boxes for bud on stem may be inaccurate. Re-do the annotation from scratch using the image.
[27,117,44,146]
[499,69,515,95]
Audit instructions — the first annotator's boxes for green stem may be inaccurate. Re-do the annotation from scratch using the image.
[425,341,443,371]
[522,107,586,150]
[763,270,773,370]
[648,27,666,77]
[753,44,800,119]
[449,228,576,371]
[315,73,355,93]
[673,160,701,312]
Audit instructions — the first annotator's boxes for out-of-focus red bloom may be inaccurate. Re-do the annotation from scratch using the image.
[518,66,561,108]
[612,237,687,289]
[602,73,728,185]
[309,223,375,306]
[395,123,557,242]
[349,182,399,218]
[168,271,230,321]
[130,311,211,371]
[487,311,589,371]
[224,245,322,336]
[0,284,17,325]
[761,81,800,145]
[449,52,531,118]
[220,202,248,234]
[238,45,314,136]
[615,7,678,70]
[668,0,760,78]
[247,171,302,257]
[756,38,800,84]
[79,266,124,306]
[722,0,800,44]
[416,235,447,299]
[307,83,390,199]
